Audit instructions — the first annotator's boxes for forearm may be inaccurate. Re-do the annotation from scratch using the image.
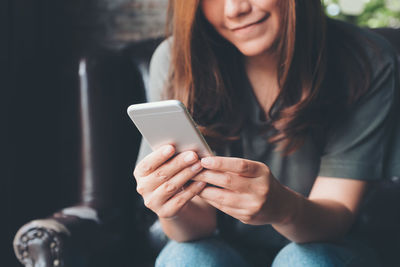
[272,184,354,243]
[160,196,216,242]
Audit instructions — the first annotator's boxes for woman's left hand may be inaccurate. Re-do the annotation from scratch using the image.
[193,156,286,226]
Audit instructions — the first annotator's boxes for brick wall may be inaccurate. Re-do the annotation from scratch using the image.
[91,0,168,45]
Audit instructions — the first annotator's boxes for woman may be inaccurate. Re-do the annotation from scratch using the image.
[134,0,399,266]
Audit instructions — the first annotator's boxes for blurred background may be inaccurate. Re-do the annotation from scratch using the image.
[2,0,399,266]
[323,0,400,27]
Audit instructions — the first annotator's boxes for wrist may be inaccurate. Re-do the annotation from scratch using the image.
[273,181,305,226]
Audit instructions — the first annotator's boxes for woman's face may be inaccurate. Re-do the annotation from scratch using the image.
[201,0,282,57]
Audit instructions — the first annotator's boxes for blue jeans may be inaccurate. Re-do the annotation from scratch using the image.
[155,237,381,267]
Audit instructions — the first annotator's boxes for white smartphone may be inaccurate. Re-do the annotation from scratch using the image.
[127,100,213,158]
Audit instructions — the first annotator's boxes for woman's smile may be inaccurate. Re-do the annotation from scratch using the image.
[201,0,281,57]
[230,13,270,34]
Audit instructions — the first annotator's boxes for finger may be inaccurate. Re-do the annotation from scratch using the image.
[136,151,200,195]
[192,170,247,191]
[198,186,247,209]
[134,145,175,177]
[142,151,200,189]
[148,161,203,207]
[157,181,206,219]
[203,198,249,221]
[201,157,265,177]
[150,150,199,181]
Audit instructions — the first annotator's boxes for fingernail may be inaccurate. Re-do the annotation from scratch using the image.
[201,157,213,166]
[184,152,196,162]
[162,145,174,156]
[191,162,202,172]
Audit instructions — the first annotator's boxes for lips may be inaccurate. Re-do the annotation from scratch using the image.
[231,13,270,31]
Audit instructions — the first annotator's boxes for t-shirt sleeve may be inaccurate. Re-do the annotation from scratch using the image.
[136,38,172,166]
[318,39,399,181]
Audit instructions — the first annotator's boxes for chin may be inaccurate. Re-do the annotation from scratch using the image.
[237,43,273,57]
[233,37,276,57]
[239,47,268,57]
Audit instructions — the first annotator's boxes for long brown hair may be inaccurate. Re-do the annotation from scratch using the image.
[165,0,370,154]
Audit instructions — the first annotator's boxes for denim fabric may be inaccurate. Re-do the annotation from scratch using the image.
[155,237,380,267]
[271,241,381,267]
[155,237,249,267]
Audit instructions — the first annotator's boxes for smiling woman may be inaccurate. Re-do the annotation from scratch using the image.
[166,0,346,154]
[133,0,399,266]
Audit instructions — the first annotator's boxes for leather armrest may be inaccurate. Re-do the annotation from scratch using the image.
[13,39,163,267]
[13,206,100,267]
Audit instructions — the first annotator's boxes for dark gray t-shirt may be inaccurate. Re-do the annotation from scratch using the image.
[137,23,400,250]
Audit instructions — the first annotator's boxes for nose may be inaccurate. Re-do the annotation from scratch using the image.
[225,0,252,19]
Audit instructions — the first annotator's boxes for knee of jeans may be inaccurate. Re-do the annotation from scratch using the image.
[156,240,207,267]
[155,238,249,267]
[272,242,349,267]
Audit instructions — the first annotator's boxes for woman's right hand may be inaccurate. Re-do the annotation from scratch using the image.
[133,144,206,219]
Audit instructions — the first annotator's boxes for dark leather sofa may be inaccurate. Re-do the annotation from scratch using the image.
[13,28,400,267]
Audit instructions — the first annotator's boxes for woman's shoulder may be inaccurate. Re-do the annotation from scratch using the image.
[358,26,398,101]
[356,26,398,112]
[148,37,173,101]
[330,20,398,103]
[357,25,398,77]
[150,37,173,69]
[329,19,398,74]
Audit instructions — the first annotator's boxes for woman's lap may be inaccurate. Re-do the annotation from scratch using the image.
[155,236,381,267]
